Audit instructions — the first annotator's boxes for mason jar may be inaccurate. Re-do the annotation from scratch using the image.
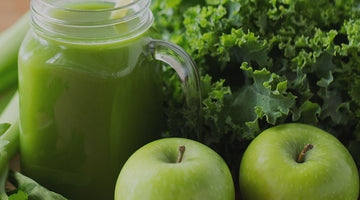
[18,0,200,199]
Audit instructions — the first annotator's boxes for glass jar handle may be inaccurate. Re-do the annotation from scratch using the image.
[148,39,201,108]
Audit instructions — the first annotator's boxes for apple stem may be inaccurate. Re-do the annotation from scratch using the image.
[176,146,186,163]
[297,144,313,163]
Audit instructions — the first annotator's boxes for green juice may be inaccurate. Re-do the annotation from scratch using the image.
[18,2,163,199]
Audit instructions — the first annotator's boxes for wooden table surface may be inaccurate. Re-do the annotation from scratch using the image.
[0,0,31,32]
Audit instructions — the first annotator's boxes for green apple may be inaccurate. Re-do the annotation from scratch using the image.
[239,123,359,200]
[115,137,235,200]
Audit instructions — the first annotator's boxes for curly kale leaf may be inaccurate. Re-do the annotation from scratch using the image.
[152,0,360,185]
[230,63,296,137]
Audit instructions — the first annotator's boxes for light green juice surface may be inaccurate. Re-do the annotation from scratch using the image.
[18,2,162,200]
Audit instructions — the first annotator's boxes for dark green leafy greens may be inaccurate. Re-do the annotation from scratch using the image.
[1,0,360,198]
[151,0,360,185]
[8,190,28,200]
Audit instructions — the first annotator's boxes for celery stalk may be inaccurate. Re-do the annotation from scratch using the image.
[0,166,9,200]
[0,12,30,94]
[0,92,19,200]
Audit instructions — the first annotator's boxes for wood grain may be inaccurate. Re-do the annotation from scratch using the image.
[0,0,31,32]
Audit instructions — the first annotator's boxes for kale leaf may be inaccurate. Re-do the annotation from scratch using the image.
[152,0,360,186]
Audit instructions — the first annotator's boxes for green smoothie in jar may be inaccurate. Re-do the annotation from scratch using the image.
[19,0,200,199]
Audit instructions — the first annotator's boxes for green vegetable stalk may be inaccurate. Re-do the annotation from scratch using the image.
[0,92,19,200]
[0,12,28,199]
[0,12,29,94]
[0,166,9,200]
